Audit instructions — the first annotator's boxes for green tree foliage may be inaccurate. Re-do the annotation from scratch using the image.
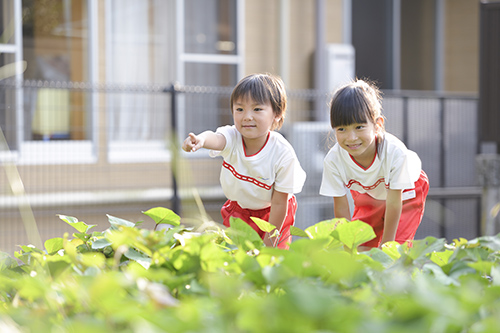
[1,209,500,332]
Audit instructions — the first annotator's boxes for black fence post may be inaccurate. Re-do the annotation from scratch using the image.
[165,83,181,215]
[402,96,409,146]
[438,96,446,238]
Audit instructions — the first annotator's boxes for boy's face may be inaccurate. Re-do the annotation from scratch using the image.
[232,96,280,143]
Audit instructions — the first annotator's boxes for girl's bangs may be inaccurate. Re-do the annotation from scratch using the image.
[330,92,370,128]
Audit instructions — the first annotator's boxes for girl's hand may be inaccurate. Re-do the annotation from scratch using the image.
[263,233,275,247]
[182,133,204,152]
[357,245,371,252]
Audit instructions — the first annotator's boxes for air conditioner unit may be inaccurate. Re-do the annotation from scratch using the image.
[325,43,355,93]
[289,121,355,229]
[316,44,356,122]
[289,122,332,196]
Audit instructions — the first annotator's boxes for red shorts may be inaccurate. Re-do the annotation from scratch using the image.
[221,196,297,250]
[350,170,429,248]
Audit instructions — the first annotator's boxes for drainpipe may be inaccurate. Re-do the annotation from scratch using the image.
[435,0,445,91]
[279,0,290,86]
[314,0,327,121]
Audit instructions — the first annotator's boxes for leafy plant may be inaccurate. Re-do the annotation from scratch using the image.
[1,208,500,332]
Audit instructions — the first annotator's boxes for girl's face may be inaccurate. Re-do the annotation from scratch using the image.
[334,117,383,167]
[232,96,280,146]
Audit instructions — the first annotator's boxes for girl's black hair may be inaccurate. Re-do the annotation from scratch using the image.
[329,79,386,154]
[330,79,384,128]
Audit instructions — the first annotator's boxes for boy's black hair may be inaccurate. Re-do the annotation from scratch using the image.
[230,73,287,130]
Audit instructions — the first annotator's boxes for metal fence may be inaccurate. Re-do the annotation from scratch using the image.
[0,80,480,255]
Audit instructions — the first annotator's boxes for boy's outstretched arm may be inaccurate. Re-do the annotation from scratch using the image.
[182,131,226,152]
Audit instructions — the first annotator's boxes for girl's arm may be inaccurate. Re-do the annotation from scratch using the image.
[264,190,290,247]
[380,189,403,246]
[182,131,226,152]
[333,195,351,220]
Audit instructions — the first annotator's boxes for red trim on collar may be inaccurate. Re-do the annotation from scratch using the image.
[243,133,270,157]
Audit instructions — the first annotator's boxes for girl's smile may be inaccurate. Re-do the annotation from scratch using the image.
[334,121,380,168]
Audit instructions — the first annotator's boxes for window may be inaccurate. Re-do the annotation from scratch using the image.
[0,0,22,154]
[105,0,244,162]
[177,0,244,142]
[23,0,92,141]
[1,0,97,164]
[105,0,176,163]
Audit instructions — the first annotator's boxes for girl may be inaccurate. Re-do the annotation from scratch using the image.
[182,73,306,249]
[320,79,429,249]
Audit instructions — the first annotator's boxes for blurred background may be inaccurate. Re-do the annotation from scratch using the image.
[1,0,499,255]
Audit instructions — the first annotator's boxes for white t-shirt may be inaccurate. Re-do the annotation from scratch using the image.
[320,133,422,200]
[210,125,306,210]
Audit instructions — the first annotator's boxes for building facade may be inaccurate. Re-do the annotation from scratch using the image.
[0,0,481,254]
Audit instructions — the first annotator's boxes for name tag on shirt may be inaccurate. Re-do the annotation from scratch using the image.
[402,190,416,201]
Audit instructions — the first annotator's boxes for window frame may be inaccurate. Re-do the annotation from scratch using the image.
[0,0,23,154]
[104,0,245,163]
[175,0,245,153]
[1,0,99,166]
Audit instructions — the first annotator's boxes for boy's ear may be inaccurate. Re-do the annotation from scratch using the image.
[376,117,384,131]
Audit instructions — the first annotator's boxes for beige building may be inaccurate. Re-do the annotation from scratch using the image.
[0,0,481,254]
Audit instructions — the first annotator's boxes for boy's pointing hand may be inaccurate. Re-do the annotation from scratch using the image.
[182,133,204,152]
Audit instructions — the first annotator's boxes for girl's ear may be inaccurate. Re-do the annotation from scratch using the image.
[375,117,384,132]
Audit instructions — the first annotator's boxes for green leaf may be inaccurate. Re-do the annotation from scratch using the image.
[447,260,476,280]
[290,225,309,238]
[422,263,460,286]
[331,220,376,250]
[452,237,469,247]
[469,235,500,252]
[58,214,96,233]
[405,237,446,262]
[18,244,43,254]
[0,252,18,271]
[91,238,113,249]
[74,232,90,243]
[80,253,106,269]
[225,217,263,250]
[468,261,495,275]
[44,238,64,254]
[124,248,151,262]
[107,214,136,228]
[363,247,397,267]
[380,241,401,260]
[250,217,276,233]
[490,265,500,286]
[304,219,346,239]
[200,241,234,273]
[45,258,71,278]
[430,250,454,267]
[142,207,181,226]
